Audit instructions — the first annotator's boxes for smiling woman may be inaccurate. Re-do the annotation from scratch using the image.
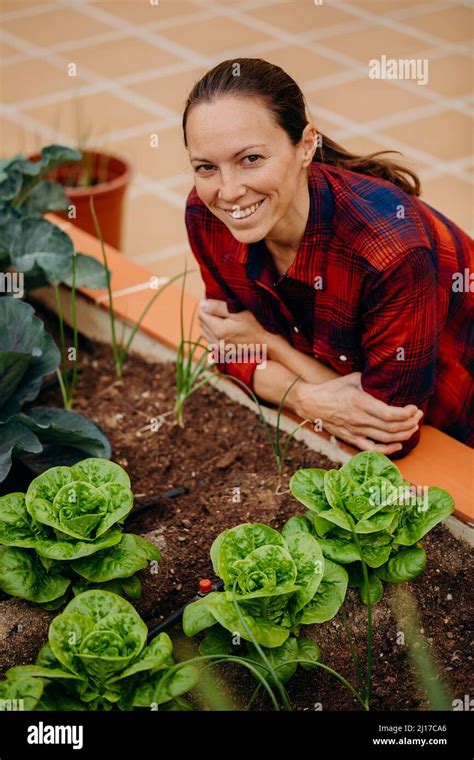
[182,58,473,457]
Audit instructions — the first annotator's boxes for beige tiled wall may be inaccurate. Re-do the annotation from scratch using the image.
[1,0,472,297]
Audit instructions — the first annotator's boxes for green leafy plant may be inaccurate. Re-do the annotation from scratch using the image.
[287,451,455,605]
[0,145,107,291]
[0,297,110,481]
[183,522,348,691]
[0,590,199,710]
[0,458,160,607]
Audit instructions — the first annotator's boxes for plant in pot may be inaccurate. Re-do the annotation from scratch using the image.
[27,143,132,250]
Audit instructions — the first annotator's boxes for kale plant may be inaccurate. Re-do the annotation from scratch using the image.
[286,451,455,604]
[0,297,111,481]
[0,458,160,607]
[0,590,198,710]
[0,145,107,291]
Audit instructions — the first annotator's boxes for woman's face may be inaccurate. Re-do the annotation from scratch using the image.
[186,95,315,245]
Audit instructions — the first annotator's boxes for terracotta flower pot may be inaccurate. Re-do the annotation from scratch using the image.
[30,150,132,250]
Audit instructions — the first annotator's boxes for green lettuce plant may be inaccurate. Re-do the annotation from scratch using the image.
[183,522,348,687]
[0,297,111,481]
[0,590,199,710]
[286,451,455,605]
[0,458,160,607]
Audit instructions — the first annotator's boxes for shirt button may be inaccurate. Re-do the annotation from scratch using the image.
[339,354,347,361]
[293,326,299,333]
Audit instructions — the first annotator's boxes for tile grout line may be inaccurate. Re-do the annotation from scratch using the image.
[0,30,470,175]
[2,3,470,232]
[95,278,171,304]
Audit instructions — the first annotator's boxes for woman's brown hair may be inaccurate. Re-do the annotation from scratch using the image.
[182,57,421,197]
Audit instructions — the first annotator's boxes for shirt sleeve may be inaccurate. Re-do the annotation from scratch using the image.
[360,247,438,456]
[184,203,259,390]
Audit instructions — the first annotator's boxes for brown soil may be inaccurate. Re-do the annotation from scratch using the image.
[1,336,472,711]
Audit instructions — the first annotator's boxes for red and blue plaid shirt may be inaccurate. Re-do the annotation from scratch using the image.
[185,161,473,453]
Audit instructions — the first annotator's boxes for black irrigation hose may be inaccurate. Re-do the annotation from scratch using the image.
[147,579,224,641]
[126,486,189,523]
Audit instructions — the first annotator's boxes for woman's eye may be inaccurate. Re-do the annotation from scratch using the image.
[195,164,215,174]
[242,154,262,165]
[194,155,263,174]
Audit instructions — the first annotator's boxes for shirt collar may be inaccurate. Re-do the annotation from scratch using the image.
[222,163,334,281]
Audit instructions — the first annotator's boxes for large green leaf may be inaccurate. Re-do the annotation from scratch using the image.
[131,664,199,708]
[323,469,356,510]
[11,217,73,283]
[341,451,404,487]
[297,637,321,670]
[0,673,44,710]
[246,636,299,685]
[198,626,234,657]
[375,546,427,583]
[0,545,70,603]
[393,488,454,545]
[61,253,108,289]
[298,559,348,624]
[71,458,130,489]
[0,491,49,547]
[285,531,324,612]
[289,468,329,513]
[6,146,81,210]
[0,169,23,202]
[21,180,69,215]
[34,529,123,561]
[0,419,42,481]
[18,407,111,461]
[183,592,289,648]
[317,535,361,564]
[358,572,384,605]
[71,534,160,582]
[281,515,315,539]
[359,533,393,568]
[0,298,60,420]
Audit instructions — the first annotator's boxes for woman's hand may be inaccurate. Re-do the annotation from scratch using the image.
[199,299,267,346]
[295,372,424,454]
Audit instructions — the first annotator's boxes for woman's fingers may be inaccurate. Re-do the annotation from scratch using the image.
[200,299,230,318]
[347,406,423,433]
[199,312,219,344]
[357,390,420,422]
[326,425,403,455]
[346,424,419,443]
[199,310,224,340]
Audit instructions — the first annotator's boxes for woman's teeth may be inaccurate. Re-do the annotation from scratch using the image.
[228,199,264,219]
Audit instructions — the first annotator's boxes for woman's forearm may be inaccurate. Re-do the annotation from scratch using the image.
[252,359,311,416]
[265,332,339,384]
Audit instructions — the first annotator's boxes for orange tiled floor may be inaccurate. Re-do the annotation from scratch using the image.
[1,0,473,298]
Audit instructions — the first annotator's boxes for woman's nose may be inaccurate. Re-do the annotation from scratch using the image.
[217,172,246,204]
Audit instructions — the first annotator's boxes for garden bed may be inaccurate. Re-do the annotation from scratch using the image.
[0,322,471,712]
